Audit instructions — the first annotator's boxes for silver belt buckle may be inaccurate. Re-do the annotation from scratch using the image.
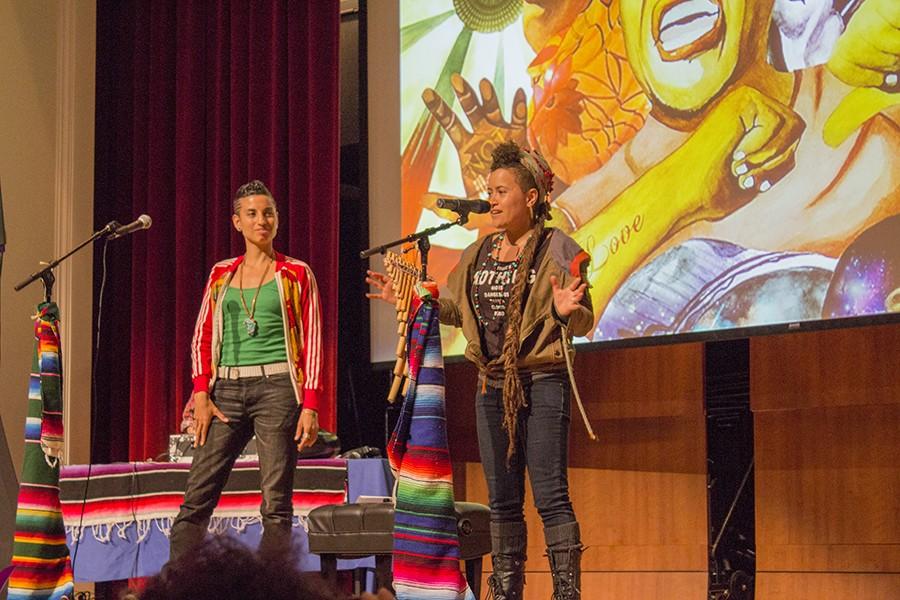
[227,367,239,380]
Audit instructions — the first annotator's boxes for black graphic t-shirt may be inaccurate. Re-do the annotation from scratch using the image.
[472,233,549,359]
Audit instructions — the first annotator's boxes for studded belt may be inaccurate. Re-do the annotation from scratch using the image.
[220,361,291,380]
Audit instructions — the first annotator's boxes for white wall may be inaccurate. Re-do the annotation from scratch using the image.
[0,0,96,493]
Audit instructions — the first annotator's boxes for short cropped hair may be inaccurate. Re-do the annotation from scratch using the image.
[233,180,276,214]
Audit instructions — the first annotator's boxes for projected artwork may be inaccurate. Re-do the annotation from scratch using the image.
[399,0,900,352]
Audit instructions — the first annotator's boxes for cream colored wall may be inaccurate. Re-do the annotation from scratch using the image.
[366,0,402,363]
[0,0,96,485]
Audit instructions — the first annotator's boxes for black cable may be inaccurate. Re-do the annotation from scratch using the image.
[70,237,111,574]
[345,366,362,446]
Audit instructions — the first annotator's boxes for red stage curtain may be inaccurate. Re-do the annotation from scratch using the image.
[93,1,340,462]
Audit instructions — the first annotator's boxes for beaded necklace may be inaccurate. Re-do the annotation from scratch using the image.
[472,232,526,326]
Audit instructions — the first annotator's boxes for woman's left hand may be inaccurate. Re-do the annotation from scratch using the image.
[295,408,319,450]
[551,275,588,319]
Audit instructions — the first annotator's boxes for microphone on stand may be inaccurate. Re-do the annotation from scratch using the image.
[436,198,490,215]
[108,214,153,240]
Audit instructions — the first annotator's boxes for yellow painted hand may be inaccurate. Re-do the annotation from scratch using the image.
[823,0,900,147]
[679,85,806,223]
[422,74,528,198]
[570,86,804,321]
[827,0,900,91]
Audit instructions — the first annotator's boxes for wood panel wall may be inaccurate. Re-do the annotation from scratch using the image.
[445,342,709,600]
[751,323,900,600]
[443,321,900,599]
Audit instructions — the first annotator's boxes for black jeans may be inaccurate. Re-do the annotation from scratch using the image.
[169,373,299,561]
[475,372,576,528]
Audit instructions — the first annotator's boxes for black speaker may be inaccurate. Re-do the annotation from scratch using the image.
[705,339,755,600]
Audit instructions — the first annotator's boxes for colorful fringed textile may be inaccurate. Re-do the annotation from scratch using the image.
[59,459,347,531]
[388,295,474,600]
[9,303,74,600]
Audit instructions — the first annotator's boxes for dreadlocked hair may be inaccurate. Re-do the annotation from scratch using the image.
[495,219,545,461]
[486,141,552,461]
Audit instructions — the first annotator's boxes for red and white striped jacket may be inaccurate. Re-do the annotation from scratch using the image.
[190,252,323,411]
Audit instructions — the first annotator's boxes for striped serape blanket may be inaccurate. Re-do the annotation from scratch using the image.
[388,294,474,600]
[59,459,348,541]
[9,303,74,600]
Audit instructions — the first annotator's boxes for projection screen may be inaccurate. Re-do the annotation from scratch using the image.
[369,0,900,362]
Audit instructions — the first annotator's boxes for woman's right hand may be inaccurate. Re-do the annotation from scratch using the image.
[192,391,229,448]
[365,270,397,305]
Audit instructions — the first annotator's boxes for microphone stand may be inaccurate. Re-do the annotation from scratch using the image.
[360,213,469,281]
[362,212,471,442]
[14,221,119,303]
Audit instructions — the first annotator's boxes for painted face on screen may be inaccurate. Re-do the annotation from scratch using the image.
[232,195,278,245]
[486,168,537,233]
[619,0,770,115]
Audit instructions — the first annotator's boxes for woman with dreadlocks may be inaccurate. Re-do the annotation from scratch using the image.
[367,141,593,599]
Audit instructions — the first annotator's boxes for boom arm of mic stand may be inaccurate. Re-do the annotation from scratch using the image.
[359,214,468,259]
[14,222,118,297]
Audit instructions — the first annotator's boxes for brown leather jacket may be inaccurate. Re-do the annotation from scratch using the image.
[438,228,594,375]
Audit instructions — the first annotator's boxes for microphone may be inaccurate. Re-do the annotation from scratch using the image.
[108,214,153,240]
[436,198,490,215]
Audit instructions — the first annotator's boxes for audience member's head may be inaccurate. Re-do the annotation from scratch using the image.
[140,536,346,600]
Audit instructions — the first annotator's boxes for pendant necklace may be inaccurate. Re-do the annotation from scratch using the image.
[238,257,271,337]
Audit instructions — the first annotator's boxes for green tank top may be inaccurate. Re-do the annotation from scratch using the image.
[219,279,288,366]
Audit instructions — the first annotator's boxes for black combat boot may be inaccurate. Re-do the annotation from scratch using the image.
[487,521,527,600]
[545,521,583,600]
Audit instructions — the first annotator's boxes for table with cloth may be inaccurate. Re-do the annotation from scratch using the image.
[59,458,393,582]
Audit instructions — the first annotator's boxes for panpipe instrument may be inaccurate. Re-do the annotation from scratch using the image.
[384,250,421,403]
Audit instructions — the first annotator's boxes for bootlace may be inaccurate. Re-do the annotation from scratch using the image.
[550,572,578,600]
[486,573,504,599]
[485,556,524,600]
[548,546,582,600]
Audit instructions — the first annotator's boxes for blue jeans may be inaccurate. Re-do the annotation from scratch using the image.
[169,372,299,560]
[475,373,576,528]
